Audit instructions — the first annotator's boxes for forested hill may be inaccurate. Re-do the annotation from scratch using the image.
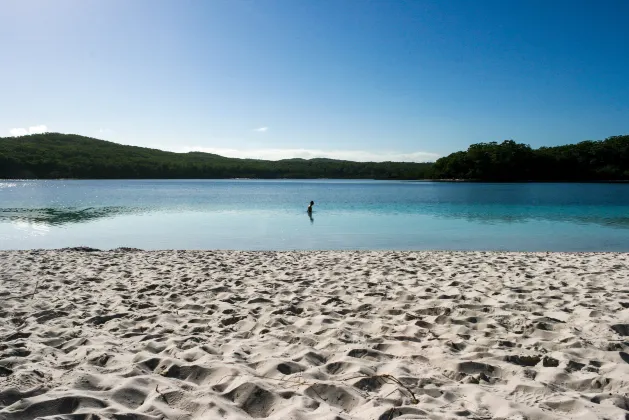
[2,133,628,180]
[431,135,629,181]
[0,133,433,179]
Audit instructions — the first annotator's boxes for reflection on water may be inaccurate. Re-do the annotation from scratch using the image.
[0,207,145,226]
[439,210,629,229]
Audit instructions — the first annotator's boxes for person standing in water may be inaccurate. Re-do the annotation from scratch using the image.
[307,201,315,223]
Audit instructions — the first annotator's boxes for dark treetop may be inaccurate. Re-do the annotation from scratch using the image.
[431,135,629,181]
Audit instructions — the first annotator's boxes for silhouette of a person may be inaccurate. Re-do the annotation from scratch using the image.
[307,201,314,224]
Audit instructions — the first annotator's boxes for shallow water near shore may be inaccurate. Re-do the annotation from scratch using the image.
[1,179,629,251]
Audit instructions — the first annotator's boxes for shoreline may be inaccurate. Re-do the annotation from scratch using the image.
[1,250,628,419]
[5,247,629,255]
[3,177,629,183]
[6,250,629,257]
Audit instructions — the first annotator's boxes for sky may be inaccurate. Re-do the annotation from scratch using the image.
[2,0,628,162]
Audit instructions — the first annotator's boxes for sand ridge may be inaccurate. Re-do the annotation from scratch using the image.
[1,250,629,419]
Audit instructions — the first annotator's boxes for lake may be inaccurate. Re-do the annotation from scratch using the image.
[1,180,628,251]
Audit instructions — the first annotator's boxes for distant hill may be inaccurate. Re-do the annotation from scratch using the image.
[2,132,628,181]
[0,133,433,179]
[432,135,629,181]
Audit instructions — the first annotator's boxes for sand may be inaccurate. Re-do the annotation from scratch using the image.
[1,250,629,420]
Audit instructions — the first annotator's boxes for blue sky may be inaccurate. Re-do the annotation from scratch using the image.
[2,0,628,161]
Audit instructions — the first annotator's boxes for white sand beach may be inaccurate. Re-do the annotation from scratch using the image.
[1,250,628,420]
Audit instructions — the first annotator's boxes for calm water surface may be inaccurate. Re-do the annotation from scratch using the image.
[1,180,628,251]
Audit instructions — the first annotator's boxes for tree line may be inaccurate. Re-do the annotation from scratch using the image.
[0,133,432,180]
[1,132,628,181]
[431,135,629,181]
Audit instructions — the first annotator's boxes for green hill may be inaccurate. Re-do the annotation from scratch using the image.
[0,133,433,179]
[3,132,628,181]
[432,135,629,181]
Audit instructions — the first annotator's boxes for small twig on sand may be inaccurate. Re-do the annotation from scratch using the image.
[215,372,419,404]
[342,374,419,404]
[5,281,39,301]
[155,385,168,404]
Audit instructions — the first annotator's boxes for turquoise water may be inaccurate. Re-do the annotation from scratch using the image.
[1,180,628,251]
